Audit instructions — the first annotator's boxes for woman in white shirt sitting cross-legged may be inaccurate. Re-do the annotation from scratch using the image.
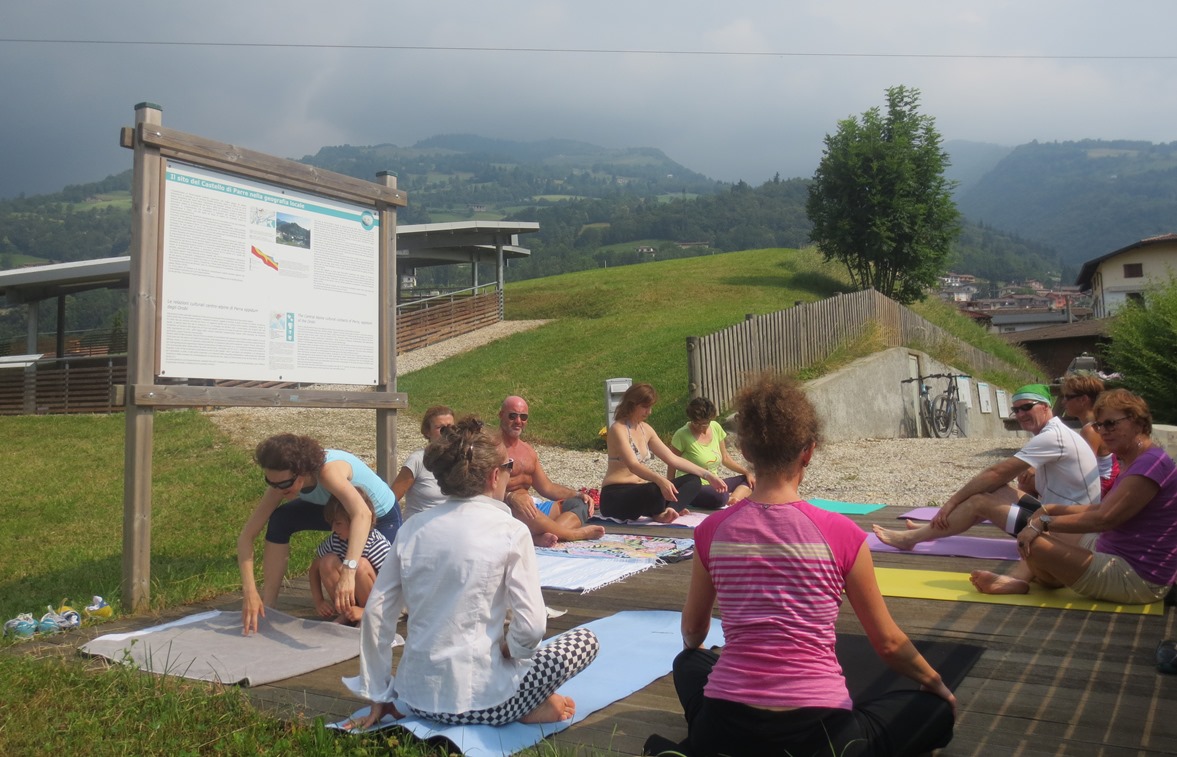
[345,415,599,727]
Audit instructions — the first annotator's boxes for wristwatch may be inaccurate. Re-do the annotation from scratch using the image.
[341,558,359,570]
[1038,514,1052,533]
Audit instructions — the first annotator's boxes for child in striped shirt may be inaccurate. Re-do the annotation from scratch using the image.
[309,493,391,625]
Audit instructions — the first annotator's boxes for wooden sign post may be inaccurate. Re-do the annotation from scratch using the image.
[119,103,408,612]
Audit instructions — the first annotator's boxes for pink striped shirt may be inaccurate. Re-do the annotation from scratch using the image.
[695,499,866,709]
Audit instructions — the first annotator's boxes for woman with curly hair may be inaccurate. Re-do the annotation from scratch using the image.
[238,434,401,635]
[653,373,955,756]
[347,416,599,728]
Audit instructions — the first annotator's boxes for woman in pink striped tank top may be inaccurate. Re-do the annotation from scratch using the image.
[650,374,956,757]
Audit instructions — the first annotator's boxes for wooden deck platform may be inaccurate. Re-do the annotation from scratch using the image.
[39,511,1177,756]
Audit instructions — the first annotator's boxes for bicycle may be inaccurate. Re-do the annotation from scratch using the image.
[901,373,970,438]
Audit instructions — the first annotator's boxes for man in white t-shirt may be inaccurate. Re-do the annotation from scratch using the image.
[873,383,1100,550]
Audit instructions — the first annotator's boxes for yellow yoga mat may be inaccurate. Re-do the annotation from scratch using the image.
[874,567,1164,616]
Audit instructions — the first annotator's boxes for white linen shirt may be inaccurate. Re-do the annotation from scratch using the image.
[344,493,546,714]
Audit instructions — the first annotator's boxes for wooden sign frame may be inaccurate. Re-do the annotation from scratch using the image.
[119,103,408,612]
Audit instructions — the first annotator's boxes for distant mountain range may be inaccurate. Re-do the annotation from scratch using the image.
[3,134,1176,283]
[951,139,1177,266]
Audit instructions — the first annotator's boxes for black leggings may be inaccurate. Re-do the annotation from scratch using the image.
[692,475,749,510]
[669,648,954,757]
[599,474,703,519]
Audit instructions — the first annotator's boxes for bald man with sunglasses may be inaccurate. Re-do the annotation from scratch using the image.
[873,383,1101,551]
[499,395,604,545]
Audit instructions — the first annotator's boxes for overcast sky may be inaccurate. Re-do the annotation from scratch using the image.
[3,1,1176,199]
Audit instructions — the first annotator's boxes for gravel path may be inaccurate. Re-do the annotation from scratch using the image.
[205,320,1021,509]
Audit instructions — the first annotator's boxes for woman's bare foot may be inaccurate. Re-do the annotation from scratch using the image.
[520,693,576,724]
[571,524,606,541]
[871,523,922,550]
[654,507,689,523]
[970,570,1030,594]
[532,532,559,548]
[728,485,752,504]
[904,518,920,530]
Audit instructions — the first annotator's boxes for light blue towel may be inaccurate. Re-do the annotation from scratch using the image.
[331,610,725,755]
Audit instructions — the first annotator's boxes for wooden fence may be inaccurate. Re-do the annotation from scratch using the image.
[0,355,127,415]
[0,288,504,415]
[395,288,502,354]
[686,288,1035,411]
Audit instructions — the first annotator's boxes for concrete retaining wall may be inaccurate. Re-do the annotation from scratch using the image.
[804,347,1026,442]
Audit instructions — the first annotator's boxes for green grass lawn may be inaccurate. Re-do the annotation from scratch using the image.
[401,247,849,448]
[401,247,1037,448]
[0,411,318,623]
[0,250,1039,754]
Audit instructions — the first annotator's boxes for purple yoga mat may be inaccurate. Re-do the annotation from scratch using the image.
[898,507,991,525]
[866,532,1019,560]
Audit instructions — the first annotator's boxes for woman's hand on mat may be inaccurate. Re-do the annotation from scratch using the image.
[360,700,404,728]
[315,599,336,618]
[241,592,265,636]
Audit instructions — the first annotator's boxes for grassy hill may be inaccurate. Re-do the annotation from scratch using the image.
[399,247,1038,449]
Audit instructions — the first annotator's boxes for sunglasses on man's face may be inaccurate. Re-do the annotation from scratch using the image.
[264,474,298,490]
[1010,403,1040,416]
[507,412,528,421]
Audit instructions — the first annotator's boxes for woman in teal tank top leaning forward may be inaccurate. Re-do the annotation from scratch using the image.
[667,396,754,509]
[237,433,402,635]
[648,374,956,757]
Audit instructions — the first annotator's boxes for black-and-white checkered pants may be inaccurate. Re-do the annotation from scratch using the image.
[410,627,599,726]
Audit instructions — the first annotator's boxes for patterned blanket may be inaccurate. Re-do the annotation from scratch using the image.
[536,532,695,563]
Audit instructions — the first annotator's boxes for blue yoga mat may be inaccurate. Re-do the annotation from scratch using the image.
[808,497,887,515]
[331,610,725,756]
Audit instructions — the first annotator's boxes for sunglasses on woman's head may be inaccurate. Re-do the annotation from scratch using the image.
[264,474,297,489]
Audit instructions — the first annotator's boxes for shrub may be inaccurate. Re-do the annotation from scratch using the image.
[1103,278,1177,424]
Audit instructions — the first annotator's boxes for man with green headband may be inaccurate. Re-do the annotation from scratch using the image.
[873,383,1101,550]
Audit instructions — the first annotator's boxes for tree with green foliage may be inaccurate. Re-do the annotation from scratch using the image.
[1104,279,1177,424]
[806,86,960,304]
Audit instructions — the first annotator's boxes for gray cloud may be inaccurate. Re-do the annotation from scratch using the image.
[3,0,1176,198]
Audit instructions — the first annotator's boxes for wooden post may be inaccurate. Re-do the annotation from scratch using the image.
[375,172,399,482]
[496,238,505,320]
[686,336,701,400]
[122,102,164,613]
[23,303,38,414]
[55,295,66,358]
